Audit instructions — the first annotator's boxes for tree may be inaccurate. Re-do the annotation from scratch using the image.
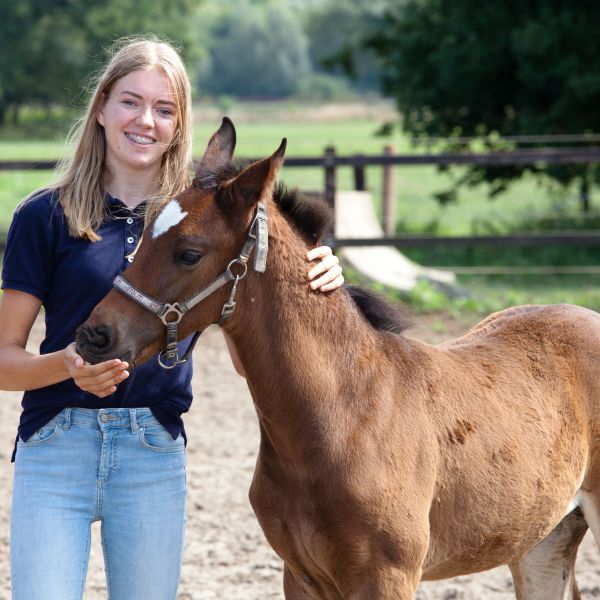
[198,0,311,98]
[303,0,386,94]
[366,1,600,209]
[0,0,202,126]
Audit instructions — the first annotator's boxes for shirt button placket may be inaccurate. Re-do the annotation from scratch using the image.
[124,215,139,265]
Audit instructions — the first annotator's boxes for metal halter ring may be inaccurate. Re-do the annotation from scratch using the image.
[158,303,185,326]
[158,350,182,369]
[226,258,249,280]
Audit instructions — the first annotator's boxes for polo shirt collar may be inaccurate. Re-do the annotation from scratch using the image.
[105,193,147,218]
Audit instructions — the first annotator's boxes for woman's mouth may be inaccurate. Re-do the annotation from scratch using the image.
[125,132,156,145]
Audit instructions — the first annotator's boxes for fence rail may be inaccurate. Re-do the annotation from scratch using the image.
[333,232,600,249]
[3,146,600,257]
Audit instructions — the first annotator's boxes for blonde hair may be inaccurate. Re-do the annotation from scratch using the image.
[52,35,193,240]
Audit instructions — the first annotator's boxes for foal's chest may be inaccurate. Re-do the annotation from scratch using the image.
[251,476,341,595]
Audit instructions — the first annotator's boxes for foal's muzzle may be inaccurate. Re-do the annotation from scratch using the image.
[75,323,117,364]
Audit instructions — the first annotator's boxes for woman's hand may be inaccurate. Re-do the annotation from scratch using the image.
[63,342,129,398]
[306,246,344,292]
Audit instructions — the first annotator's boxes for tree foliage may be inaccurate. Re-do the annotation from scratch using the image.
[199,0,310,97]
[367,1,600,204]
[303,1,386,94]
[0,0,201,126]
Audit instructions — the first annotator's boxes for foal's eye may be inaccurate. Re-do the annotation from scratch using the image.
[177,249,202,265]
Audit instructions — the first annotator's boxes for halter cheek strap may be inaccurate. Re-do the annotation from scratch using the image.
[113,201,268,369]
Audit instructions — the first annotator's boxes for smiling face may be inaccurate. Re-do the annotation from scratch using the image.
[97,66,178,179]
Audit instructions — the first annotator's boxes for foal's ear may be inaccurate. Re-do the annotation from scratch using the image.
[195,117,236,179]
[219,138,287,214]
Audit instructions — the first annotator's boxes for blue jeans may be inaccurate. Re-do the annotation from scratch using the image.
[11,407,187,600]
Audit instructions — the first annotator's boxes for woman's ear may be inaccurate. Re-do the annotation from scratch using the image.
[96,94,106,127]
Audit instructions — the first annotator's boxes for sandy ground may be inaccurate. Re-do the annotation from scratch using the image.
[0,315,598,599]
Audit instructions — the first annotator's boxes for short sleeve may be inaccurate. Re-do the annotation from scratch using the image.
[1,191,56,302]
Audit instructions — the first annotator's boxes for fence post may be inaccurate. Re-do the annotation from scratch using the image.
[353,155,366,191]
[324,146,336,210]
[382,144,396,237]
[324,146,337,242]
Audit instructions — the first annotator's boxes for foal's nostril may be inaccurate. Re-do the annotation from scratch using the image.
[79,324,113,350]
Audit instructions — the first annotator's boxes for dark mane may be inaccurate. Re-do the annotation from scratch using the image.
[346,285,412,335]
[194,161,409,335]
[273,182,333,243]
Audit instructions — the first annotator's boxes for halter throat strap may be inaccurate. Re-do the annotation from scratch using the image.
[113,201,268,369]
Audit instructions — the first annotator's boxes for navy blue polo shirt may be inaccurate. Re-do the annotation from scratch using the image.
[1,189,193,459]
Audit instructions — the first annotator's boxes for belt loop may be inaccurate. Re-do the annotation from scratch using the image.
[129,409,139,434]
[63,408,72,430]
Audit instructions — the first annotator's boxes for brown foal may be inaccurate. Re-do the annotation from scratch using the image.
[77,119,600,599]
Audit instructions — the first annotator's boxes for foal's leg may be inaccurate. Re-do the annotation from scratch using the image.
[580,489,600,548]
[283,565,321,599]
[346,570,420,600]
[283,563,421,599]
[508,509,588,600]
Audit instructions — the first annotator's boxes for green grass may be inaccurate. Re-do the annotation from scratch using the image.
[1,99,599,316]
[411,275,600,315]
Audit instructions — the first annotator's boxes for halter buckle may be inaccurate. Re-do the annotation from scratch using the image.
[158,303,185,326]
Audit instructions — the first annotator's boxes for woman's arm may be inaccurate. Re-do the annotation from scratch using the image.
[223,330,245,377]
[223,245,344,378]
[0,289,129,396]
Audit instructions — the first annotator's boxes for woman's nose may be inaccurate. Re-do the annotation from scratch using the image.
[136,106,154,127]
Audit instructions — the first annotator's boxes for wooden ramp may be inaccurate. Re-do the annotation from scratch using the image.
[335,191,455,292]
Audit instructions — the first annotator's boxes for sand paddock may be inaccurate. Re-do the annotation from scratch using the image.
[0,317,598,599]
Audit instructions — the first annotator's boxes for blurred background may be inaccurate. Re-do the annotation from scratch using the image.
[2,0,600,326]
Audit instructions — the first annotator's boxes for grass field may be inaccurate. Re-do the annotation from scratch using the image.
[1,99,599,315]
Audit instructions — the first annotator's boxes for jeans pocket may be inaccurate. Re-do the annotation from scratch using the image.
[138,426,184,453]
[18,419,63,447]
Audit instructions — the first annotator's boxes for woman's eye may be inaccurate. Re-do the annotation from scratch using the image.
[177,249,202,265]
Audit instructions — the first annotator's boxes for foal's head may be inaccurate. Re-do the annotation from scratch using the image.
[77,118,297,366]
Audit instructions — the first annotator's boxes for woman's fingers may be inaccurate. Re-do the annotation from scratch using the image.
[76,363,129,387]
[310,265,343,292]
[307,250,339,283]
[64,342,129,397]
[306,245,332,263]
[306,246,344,292]
[64,341,84,368]
[314,272,345,293]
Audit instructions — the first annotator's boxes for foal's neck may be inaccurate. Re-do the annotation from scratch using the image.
[223,216,385,453]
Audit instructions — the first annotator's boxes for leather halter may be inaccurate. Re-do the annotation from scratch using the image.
[113,201,269,369]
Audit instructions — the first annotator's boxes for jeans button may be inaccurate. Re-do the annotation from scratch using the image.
[100,414,109,423]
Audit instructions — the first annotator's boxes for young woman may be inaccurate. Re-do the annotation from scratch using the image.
[0,36,343,600]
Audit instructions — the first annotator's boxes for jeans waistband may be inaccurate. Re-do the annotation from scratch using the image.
[51,407,158,434]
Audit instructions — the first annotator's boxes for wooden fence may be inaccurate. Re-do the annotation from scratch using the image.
[3,147,600,253]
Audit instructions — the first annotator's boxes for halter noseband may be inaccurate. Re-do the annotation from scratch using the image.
[113,201,269,369]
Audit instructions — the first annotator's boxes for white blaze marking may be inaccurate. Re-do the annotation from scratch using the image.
[152,200,188,239]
